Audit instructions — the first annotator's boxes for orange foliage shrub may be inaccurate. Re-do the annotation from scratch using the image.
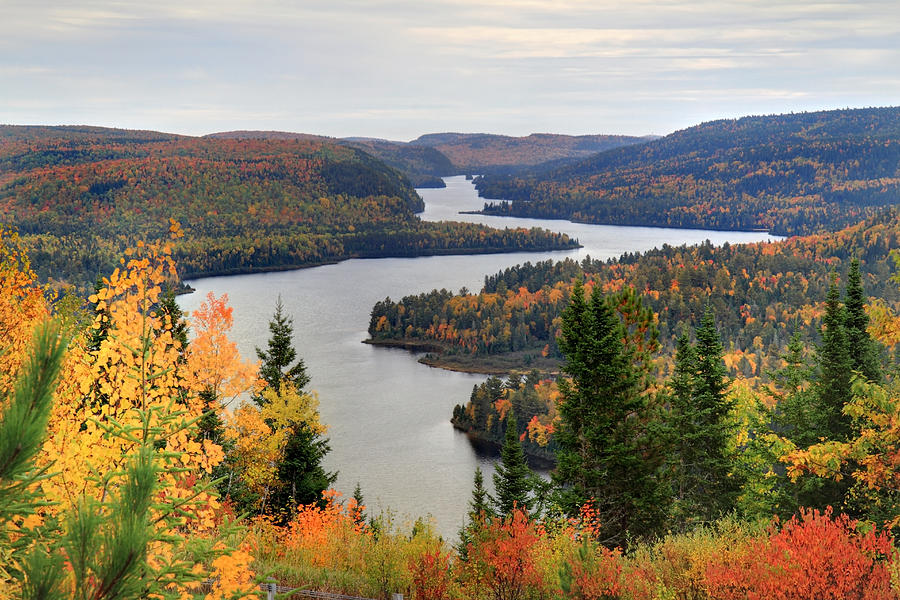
[278,490,368,567]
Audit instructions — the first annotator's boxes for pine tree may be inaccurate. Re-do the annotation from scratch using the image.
[844,258,882,382]
[255,297,309,404]
[492,410,533,517]
[553,279,665,545]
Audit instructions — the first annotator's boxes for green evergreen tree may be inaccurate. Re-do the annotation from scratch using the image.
[553,279,666,545]
[457,466,493,558]
[351,482,367,525]
[689,305,741,523]
[667,330,696,523]
[158,287,189,353]
[0,322,69,592]
[844,258,882,382]
[251,297,333,520]
[469,466,491,520]
[255,297,310,404]
[669,330,695,415]
[266,424,336,521]
[781,277,855,513]
[815,275,853,443]
[491,410,533,517]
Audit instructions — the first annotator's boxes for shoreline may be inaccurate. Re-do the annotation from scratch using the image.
[364,338,560,375]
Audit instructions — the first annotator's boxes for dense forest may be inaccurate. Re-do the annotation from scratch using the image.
[0,126,576,289]
[369,207,900,379]
[475,107,900,236]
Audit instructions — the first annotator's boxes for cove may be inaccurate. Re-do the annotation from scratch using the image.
[178,176,780,539]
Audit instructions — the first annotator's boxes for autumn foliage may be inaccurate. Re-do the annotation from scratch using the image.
[0,227,257,598]
[705,509,896,600]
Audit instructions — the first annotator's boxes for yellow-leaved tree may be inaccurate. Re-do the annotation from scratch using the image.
[223,382,327,515]
[0,223,259,599]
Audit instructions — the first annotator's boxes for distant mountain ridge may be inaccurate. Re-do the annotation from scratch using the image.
[409,132,655,172]
[475,106,900,236]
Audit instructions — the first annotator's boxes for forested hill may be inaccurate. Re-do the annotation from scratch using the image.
[475,107,900,236]
[208,131,454,188]
[0,126,576,290]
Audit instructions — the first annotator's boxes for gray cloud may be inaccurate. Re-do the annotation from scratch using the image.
[1,0,898,139]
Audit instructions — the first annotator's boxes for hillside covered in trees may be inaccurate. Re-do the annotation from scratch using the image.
[209,130,455,188]
[0,126,576,289]
[476,107,900,236]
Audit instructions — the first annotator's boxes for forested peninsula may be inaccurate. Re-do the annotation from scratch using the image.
[0,126,577,290]
[368,207,900,377]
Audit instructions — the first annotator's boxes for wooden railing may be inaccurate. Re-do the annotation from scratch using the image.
[257,581,399,600]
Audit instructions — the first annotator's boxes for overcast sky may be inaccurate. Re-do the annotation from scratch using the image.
[2,0,898,140]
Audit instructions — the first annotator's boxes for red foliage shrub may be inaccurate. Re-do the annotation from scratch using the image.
[465,509,545,600]
[409,547,454,600]
[704,508,896,600]
[559,539,625,600]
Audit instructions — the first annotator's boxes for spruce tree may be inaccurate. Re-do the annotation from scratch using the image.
[785,276,854,512]
[255,296,310,403]
[845,258,882,382]
[492,410,533,517]
[553,279,665,545]
[689,305,741,522]
[815,275,853,442]
[351,482,367,524]
[158,287,189,352]
[457,466,493,558]
[667,330,696,522]
[267,424,336,520]
[254,297,333,520]
[667,309,741,529]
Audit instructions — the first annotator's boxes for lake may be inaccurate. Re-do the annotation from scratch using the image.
[179,176,780,539]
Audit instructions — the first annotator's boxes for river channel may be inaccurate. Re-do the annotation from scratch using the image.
[179,176,779,539]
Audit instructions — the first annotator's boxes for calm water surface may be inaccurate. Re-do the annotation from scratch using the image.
[179,176,779,538]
